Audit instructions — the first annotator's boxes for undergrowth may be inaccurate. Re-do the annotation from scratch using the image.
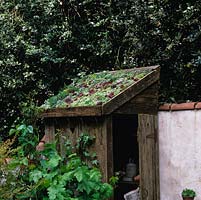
[0,125,114,200]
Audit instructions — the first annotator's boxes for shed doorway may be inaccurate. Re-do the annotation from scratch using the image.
[112,114,139,200]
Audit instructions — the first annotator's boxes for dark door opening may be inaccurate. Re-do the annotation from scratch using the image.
[113,114,139,200]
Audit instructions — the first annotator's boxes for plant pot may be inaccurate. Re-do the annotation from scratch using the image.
[182,197,195,200]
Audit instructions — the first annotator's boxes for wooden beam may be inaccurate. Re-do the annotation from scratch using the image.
[138,114,160,200]
[102,67,160,115]
[41,106,102,118]
[114,82,159,114]
[105,116,113,182]
[125,65,159,71]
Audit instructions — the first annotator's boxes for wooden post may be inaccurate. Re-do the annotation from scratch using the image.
[138,114,160,200]
[104,116,113,182]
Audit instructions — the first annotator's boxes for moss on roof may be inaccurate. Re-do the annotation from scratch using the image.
[41,68,152,109]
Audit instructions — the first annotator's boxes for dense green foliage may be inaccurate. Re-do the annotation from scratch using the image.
[1,0,201,139]
[0,0,77,139]
[0,127,113,199]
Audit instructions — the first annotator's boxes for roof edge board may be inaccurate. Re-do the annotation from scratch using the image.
[41,105,102,118]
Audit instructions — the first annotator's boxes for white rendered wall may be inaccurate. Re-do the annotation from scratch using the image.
[159,110,201,200]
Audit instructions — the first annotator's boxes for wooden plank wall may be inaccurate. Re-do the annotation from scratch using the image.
[114,82,159,115]
[45,116,113,182]
[138,114,160,200]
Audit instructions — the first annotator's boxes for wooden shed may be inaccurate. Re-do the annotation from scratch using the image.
[41,65,160,200]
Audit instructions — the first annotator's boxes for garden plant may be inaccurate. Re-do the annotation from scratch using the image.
[182,188,196,200]
[0,125,114,200]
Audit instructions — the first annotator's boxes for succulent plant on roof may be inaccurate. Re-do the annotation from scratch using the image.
[41,68,151,109]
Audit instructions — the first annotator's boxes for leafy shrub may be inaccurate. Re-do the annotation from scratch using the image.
[0,126,113,200]
[0,136,27,199]
[1,0,201,139]
[0,0,76,139]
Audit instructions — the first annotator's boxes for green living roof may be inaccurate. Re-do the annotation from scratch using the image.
[41,66,157,110]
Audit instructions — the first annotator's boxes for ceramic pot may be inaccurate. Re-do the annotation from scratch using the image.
[182,197,195,200]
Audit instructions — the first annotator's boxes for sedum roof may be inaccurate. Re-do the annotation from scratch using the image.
[41,67,154,110]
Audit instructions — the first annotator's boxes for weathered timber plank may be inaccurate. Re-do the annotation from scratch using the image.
[110,65,159,73]
[41,106,102,118]
[102,67,160,115]
[127,65,159,71]
[53,117,112,182]
[105,116,113,182]
[114,82,159,114]
[138,114,159,200]
[44,118,55,142]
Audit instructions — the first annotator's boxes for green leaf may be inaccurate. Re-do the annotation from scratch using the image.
[92,193,100,199]
[75,169,84,182]
[47,184,66,200]
[47,154,61,169]
[68,153,77,158]
[89,168,101,182]
[9,128,16,135]
[20,157,29,166]
[61,171,74,182]
[27,125,33,133]
[44,171,58,181]
[77,180,92,194]
[17,124,26,131]
[29,169,43,183]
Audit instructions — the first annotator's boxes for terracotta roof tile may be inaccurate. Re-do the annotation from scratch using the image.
[171,102,196,111]
[159,104,171,111]
[159,102,201,111]
[195,102,201,109]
